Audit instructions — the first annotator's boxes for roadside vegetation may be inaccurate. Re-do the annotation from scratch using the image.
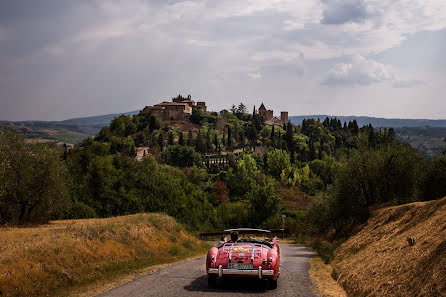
[0,213,208,297]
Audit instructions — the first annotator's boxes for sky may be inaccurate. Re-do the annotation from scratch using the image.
[1,0,446,121]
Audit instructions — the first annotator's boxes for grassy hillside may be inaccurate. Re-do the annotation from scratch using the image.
[0,213,209,297]
[332,197,446,297]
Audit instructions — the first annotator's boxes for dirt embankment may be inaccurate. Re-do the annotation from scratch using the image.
[332,197,446,297]
[0,213,209,297]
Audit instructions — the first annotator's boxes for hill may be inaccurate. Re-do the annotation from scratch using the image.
[58,110,139,126]
[394,127,446,156]
[289,115,446,128]
[332,197,446,297]
[0,213,208,297]
[0,111,139,146]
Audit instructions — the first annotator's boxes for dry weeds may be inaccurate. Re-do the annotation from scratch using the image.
[332,197,446,297]
[309,256,347,297]
[0,213,208,297]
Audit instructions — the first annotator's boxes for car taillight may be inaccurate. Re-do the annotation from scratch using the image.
[267,257,273,269]
[210,261,215,267]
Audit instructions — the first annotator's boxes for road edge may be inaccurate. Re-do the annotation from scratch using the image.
[72,253,207,297]
[309,255,347,297]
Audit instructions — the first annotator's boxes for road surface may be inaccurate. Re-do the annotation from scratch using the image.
[98,243,317,297]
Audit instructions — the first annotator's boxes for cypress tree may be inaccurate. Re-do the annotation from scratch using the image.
[187,130,193,146]
[178,131,184,146]
[227,126,232,148]
[158,133,164,151]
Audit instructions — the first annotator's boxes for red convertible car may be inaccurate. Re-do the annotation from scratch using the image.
[206,228,280,289]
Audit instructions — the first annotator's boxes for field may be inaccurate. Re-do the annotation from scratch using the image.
[332,197,446,296]
[0,213,209,297]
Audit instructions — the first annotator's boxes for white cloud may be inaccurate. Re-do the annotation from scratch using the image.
[322,55,393,86]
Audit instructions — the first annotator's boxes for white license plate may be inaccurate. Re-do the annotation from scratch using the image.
[228,263,253,270]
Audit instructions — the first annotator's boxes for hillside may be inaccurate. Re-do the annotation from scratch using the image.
[59,110,139,126]
[289,115,446,128]
[332,197,446,297]
[395,127,446,155]
[0,213,209,297]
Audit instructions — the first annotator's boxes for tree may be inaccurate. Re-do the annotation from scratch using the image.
[227,126,232,148]
[167,131,174,146]
[195,130,207,153]
[161,145,202,167]
[149,115,161,132]
[0,129,69,224]
[158,133,164,151]
[285,122,294,151]
[187,130,193,146]
[237,103,247,115]
[266,149,291,178]
[178,131,184,146]
[213,179,228,205]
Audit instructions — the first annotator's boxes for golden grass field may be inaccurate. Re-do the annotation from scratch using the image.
[332,197,446,297]
[0,213,209,297]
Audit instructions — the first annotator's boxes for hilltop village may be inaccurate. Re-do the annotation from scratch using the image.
[139,94,288,127]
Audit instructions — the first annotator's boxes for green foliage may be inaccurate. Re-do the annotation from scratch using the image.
[0,129,69,224]
[417,156,446,201]
[266,149,291,178]
[311,240,337,264]
[162,145,202,167]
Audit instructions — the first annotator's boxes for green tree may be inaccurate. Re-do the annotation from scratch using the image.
[161,145,202,168]
[0,129,69,224]
[266,149,291,178]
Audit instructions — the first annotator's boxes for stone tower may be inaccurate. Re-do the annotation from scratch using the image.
[281,111,288,125]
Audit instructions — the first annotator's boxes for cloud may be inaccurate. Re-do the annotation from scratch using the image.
[0,1,445,120]
[322,55,393,86]
[321,0,370,24]
[392,80,425,88]
[248,72,262,79]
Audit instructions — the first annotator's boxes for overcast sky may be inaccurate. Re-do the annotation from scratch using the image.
[1,0,446,121]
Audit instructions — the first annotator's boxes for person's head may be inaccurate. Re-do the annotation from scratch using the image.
[230,231,239,242]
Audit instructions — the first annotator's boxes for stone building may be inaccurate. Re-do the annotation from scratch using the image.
[258,103,273,121]
[139,95,207,121]
[280,111,288,125]
[258,103,289,126]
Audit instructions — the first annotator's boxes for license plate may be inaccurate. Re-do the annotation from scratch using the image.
[228,263,253,270]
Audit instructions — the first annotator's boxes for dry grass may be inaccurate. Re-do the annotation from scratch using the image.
[332,197,446,297]
[309,256,347,297]
[0,213,209,297]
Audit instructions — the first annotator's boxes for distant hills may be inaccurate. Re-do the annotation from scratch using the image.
[58,110,139,126]
[289,115,446,128]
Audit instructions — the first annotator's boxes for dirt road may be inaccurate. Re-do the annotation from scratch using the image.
[98,243,316,297]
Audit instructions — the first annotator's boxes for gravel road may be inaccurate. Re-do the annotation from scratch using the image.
[98,243,317,297]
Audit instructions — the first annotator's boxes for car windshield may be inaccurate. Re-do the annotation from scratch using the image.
[217,237,273,249]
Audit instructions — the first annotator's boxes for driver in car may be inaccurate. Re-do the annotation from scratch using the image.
[229,231,239,242]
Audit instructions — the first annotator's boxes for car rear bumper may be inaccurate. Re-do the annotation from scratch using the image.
[208,265,274,279]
